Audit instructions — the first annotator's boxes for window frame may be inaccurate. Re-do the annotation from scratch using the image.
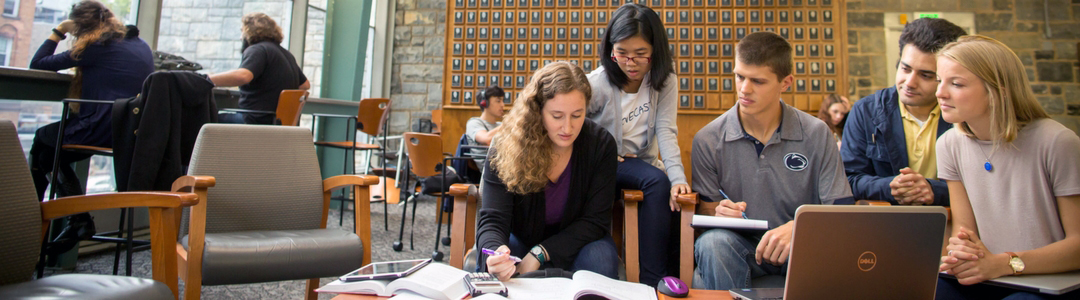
[3,0,19,18]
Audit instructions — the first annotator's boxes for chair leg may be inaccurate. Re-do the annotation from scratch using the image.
[339,145,350,227]
[125,207,135,276]
[409,189,419,251]
[113,208,126,275]
[305,278,320,300]
[392,163,411,252]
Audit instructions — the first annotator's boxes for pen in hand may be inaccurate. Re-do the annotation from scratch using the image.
[718,188,748,219]
[481,248,522,263]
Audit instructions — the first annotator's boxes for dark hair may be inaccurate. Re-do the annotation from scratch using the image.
[477,85,505,109]
[69,0,126,59]
[599,3,674,92]
[735,31,792,80]
[898,18,966,55]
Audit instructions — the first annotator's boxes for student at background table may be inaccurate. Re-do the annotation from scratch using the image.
[935,35,1080,300]
[27,0,154,254]
[586,3,688,286]
[478,62,620,281]
[210,13,309,124]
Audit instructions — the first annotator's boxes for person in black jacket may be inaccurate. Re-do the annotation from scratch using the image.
[478,62,620,281]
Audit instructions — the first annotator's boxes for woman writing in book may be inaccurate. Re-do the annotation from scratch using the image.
[478,61,620,281]
[935,35,1080,299]
[586,3,688,286]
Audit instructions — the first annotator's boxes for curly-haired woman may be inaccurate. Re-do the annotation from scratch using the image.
[27,0,155,252]
[477,62,620,281]
[211,12,309,124]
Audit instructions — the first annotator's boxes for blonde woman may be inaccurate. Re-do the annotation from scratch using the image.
[478,62,619,281]
[935,35,1080,299]
[211,12,309,124]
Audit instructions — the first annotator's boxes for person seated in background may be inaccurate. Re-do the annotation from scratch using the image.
[690,32,852,291]
[817,93,850,149]
[210,12,309,125]
[841,18,966,206]
[27,0,155,253]
[587,3,689,286]
[935,35,1080,300]
[478,62,620,281]
[465,85,506,170]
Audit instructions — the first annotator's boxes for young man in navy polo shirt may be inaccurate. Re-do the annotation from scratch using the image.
[690,31,853,291]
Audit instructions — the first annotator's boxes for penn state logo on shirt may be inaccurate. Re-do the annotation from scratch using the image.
[784,153,808,171]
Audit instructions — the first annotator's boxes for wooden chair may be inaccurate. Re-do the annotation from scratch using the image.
[48,98,147,277]
[431,109,443,134]
[446,184,700,286]
[0,120,199,299]
[313,98,391,228]
[220,89,309,126]
[395,132,477,257]
[173,124,379,300]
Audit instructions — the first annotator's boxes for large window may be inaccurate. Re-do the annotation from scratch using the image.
[0,35,11,66]
[361,2,376,99]
[157,0,293,75]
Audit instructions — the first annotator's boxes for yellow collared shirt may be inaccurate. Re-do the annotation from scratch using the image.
[898,102,941,179]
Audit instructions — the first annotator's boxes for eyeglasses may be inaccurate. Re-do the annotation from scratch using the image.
[610,56,652,64]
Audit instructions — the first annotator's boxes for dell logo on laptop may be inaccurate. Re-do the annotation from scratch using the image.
[858,251,877,271]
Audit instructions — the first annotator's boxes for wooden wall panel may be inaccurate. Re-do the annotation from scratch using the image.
[441,0,849,173]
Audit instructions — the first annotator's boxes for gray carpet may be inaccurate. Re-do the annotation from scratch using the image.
[43,193,449,300]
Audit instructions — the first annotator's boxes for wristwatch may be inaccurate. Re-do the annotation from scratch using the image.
[529,245,547,265]
[1005,252,1025,275]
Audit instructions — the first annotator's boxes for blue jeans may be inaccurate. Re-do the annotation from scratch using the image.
[217,112,246,124]
[935,277,1079,300]
[505,234,620,279]
[617,157,678,286]
[692,229,786,290]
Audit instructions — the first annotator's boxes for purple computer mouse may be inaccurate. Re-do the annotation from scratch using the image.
[657,276,689,298]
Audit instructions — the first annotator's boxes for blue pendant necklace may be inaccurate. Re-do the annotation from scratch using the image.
[977,143,995,172]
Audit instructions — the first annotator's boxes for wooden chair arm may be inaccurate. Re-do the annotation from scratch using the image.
[448,184,479,269]
[323,175,379,191]
[676,192,699,287]
[171,175,216,193]
[622,190,644,202]
[40,192,199,221]
[448,183,477,197]
[676,193,699,206]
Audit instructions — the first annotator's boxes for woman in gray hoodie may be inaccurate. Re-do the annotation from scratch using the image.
[586,3,688,286]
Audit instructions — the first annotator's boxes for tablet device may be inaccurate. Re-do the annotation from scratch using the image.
[340,258,432,282]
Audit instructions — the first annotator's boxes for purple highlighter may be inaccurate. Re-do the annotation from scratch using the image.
[481,248,523,263]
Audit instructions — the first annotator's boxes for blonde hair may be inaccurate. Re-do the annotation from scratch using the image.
[242,13,284,45]
[937,35,1048,145]
[490,62,591,194]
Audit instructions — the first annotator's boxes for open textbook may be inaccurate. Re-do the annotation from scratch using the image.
[472,270,657,300]
[315,262,468,300]
[691,214,768,231]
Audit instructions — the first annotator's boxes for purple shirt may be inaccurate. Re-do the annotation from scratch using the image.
[545,159,573,226]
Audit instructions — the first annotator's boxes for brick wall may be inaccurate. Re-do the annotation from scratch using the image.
[846,0,1080,129]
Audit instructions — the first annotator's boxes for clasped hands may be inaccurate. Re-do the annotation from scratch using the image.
[940,227,1013,285]
[891,167,934,205]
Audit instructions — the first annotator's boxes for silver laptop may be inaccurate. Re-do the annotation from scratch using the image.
[940,271,1080,295]
[731,205,948,300]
